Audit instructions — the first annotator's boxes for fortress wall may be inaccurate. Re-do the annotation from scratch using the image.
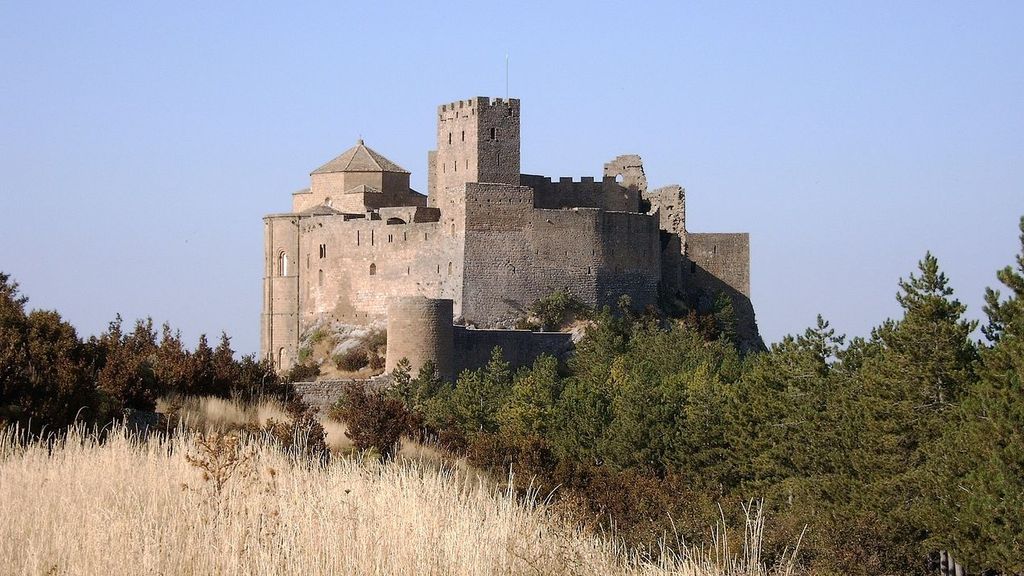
[684,233,750,298]
[461,181,662,325]
[683,232,762,351]
[528,208,602,303]
[294,376,388,411]
[594,211,662,310]
[523,174,638,212]
[460,183,535,325]
[660,232,683,296]
[297,215,462,329]
[453,327,573,375]
[645,185,686,238]
[262,215,300,369]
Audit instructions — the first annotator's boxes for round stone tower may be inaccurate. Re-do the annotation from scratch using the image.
[385,296,455,381]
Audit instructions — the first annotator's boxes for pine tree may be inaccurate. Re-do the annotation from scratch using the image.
[448,347,512,435]
[935,216,1024,572]
[850,253,978,571]
[497,354,561,440]
[212,331,239,397]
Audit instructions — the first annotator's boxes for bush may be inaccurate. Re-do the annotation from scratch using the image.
[332,382,409,461]
[528,290,590,331]
[286,363,320,383]
[334,347,369,372]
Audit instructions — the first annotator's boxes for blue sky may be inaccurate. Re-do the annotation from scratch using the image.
[2,1,1022,355]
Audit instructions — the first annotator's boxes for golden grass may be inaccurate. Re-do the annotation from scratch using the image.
[0,420,798,575]
[156,395,293,431]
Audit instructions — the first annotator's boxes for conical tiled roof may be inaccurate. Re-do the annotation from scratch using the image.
[311,139,409,174]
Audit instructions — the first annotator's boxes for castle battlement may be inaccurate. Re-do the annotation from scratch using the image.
[260,96,761,373]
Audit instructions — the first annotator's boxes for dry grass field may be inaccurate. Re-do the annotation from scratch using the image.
[0,398,798,576]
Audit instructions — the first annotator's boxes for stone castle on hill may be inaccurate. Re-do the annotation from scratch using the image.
[261,96,760,379]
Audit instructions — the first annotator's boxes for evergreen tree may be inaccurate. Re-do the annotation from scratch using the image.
[187,334,216,396]
[850,253,978,571]
[448,347,512,435]
[96,316,161,415]
[934,216,1024,572]
[212,331,238,397]
[154,323,189,395]
[552,309,629,464]
[496,354,561,440]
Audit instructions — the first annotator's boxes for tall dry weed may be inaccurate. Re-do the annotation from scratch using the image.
[0,423,798,576]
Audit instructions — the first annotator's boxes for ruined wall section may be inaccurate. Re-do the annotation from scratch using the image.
[645,185,686,238]
[603,155,649,197]
[683,232,762,351]
[261,214,300,370]
[296,213,462,330]
[684,233,750,298]
[521,174,639,212]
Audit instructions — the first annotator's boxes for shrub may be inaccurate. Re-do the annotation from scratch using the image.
[334,347,369,372]
[286,363,320,383]
[528,290,590,331]
[332,382,409,461]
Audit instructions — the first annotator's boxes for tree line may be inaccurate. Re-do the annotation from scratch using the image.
[337,217,1024,575]
[0,278,288,428]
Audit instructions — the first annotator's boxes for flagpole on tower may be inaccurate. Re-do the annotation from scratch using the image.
[505,53,509,99]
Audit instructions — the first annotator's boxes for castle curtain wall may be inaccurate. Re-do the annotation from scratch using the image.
[296,215,463,329]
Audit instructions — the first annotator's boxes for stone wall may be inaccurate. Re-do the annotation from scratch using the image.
[295,214,462,329]
[684,233,750,297]
[453,327,573,375]
[261,214,300,369]
[683,232,763,351]
[459,183,661,326]
[386,297,455,382]
[293,376,389,411]
[522,174,639,212]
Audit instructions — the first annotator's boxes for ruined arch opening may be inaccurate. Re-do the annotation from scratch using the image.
[386,217,406,225]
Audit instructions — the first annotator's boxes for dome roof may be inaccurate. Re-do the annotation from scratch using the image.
[311,139,409,175]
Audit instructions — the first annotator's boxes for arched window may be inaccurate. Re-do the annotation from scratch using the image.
[318,269,324,286]
[369,263,377,276]
[278,251,288,276]
[447,262,452,276]
[278,347,285,369]
[324,196,332,207]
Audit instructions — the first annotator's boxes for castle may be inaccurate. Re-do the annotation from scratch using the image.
[261,96,760,379]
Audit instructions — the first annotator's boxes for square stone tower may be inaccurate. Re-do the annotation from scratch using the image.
[428,97,521,208]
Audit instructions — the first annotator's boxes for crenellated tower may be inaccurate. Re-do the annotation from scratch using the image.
[428,97,520,208]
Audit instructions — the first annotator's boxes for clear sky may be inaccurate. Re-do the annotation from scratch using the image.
[1,1,1022,355]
